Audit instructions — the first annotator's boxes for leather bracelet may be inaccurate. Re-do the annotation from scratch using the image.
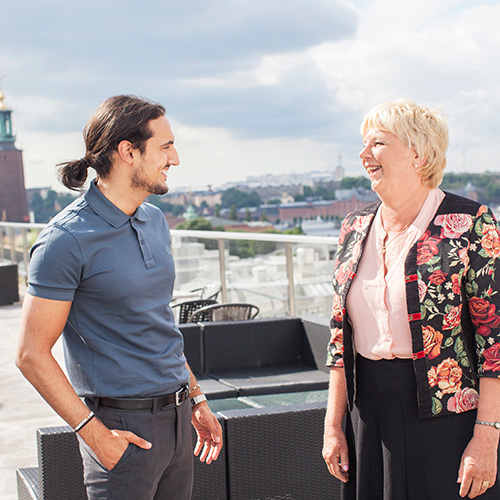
[475,419,500,430]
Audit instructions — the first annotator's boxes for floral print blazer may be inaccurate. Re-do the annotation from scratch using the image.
[326,192,500,419]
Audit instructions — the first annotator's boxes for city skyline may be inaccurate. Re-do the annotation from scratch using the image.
[2,0,500,192]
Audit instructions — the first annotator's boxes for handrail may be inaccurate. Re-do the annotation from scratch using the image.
[173,228,338,244]
[0,221,46,230]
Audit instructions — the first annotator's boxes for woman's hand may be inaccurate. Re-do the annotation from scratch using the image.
[323,426,350,482]
[323,366,350,482]
[458,431,498,498]
[459,378,500,498]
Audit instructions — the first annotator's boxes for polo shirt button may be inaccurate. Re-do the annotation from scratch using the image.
[140,239,145,244]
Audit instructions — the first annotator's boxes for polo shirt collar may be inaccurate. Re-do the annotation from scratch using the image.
[85,180,151,228]
[133,204,152,222]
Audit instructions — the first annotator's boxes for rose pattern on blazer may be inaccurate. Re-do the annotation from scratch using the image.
[327,193,500,419]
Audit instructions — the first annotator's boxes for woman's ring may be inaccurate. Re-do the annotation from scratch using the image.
[482,480,491,488]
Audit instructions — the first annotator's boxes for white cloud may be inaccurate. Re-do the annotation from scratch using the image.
[2,0,500,192]
[19,131,84,189]
[142,121,341,191]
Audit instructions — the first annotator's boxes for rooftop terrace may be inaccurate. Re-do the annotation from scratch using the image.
[0,288,66,500]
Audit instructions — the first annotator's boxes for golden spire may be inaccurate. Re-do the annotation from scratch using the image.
[0,75,7,110]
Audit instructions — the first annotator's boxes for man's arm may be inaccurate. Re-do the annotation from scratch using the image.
[16,294,151,470]
[185,363,223,464]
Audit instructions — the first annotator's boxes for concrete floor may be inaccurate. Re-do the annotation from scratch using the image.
[0,288,65,500]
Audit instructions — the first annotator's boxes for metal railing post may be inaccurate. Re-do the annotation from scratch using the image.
[218,238,228,302]
[285,242,296,316]
[0,227,4,262]
[9,226,15,263]
[22,228,30,282]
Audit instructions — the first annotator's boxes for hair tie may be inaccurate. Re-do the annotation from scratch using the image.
[80,157,88,168]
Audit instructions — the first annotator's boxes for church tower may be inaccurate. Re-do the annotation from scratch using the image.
[0,89,29,222]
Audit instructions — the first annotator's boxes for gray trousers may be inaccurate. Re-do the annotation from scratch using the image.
[78,398,193,500]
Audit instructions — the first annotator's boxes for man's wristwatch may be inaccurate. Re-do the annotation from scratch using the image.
[191,394,207,406]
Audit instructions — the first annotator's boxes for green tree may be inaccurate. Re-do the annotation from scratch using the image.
[315,185,336,200]
[245,207,252,222]
[146,195,174,212]
[340,176,371,190]
[303,186,314,197]
[175,218,214,231]
[284,227,304,235]
[228,228,278,258]
[229,205,238,221]
[175,218,222,250]
[29,190,78,223]
[221,188,261,209]
[172,205,185,216]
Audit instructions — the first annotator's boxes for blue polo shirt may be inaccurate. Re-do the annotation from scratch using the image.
[27,181,189,398]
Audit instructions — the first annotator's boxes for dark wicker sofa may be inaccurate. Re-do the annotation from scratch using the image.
[182,315,331,398]
[17,402,340,500]
[17,315,338,499]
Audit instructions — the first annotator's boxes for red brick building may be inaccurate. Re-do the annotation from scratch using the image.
[278,196,370,222]
[0,90,29,222]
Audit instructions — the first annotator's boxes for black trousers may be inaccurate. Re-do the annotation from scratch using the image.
[78,398,193,500]
[343,355,500,500]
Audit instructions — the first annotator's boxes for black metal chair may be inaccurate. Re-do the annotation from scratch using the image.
[171,299,218,324]
[189,284,221,301]
[187,303,259,323]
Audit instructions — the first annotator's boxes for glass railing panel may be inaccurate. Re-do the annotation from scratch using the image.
[2,223,338,319]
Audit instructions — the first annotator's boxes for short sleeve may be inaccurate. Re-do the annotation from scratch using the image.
[27,224,84,301]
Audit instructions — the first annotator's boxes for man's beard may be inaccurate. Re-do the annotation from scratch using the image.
[131,165,168,196]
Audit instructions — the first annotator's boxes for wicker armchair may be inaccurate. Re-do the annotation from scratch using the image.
[187,303,259,323]
[171,299,218,324]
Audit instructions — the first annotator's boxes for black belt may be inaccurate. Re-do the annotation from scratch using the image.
[97,385,189,410]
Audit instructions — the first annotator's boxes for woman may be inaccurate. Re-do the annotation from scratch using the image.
[323,99,500,500]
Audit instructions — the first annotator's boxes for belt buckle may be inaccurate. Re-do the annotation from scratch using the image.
[175,385,186,406]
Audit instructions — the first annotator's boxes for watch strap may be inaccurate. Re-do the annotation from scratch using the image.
[191,394,207,406]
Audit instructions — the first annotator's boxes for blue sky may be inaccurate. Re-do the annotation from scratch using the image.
[2,0,500,191]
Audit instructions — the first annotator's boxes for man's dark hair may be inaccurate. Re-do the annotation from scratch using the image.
[58,95,166,190]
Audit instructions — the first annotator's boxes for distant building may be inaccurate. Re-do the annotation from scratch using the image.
[230,183,304,204]
[166,188,222,208]
[0,90,29,222]
[277,193,376,223]
[334,155,345,182]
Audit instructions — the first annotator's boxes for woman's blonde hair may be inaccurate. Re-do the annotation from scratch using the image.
[360,98,449,188]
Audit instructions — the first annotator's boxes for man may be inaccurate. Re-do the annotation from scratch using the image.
[16,95,222,499]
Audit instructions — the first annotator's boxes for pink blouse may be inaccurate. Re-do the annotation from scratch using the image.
[346,188,445,360]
